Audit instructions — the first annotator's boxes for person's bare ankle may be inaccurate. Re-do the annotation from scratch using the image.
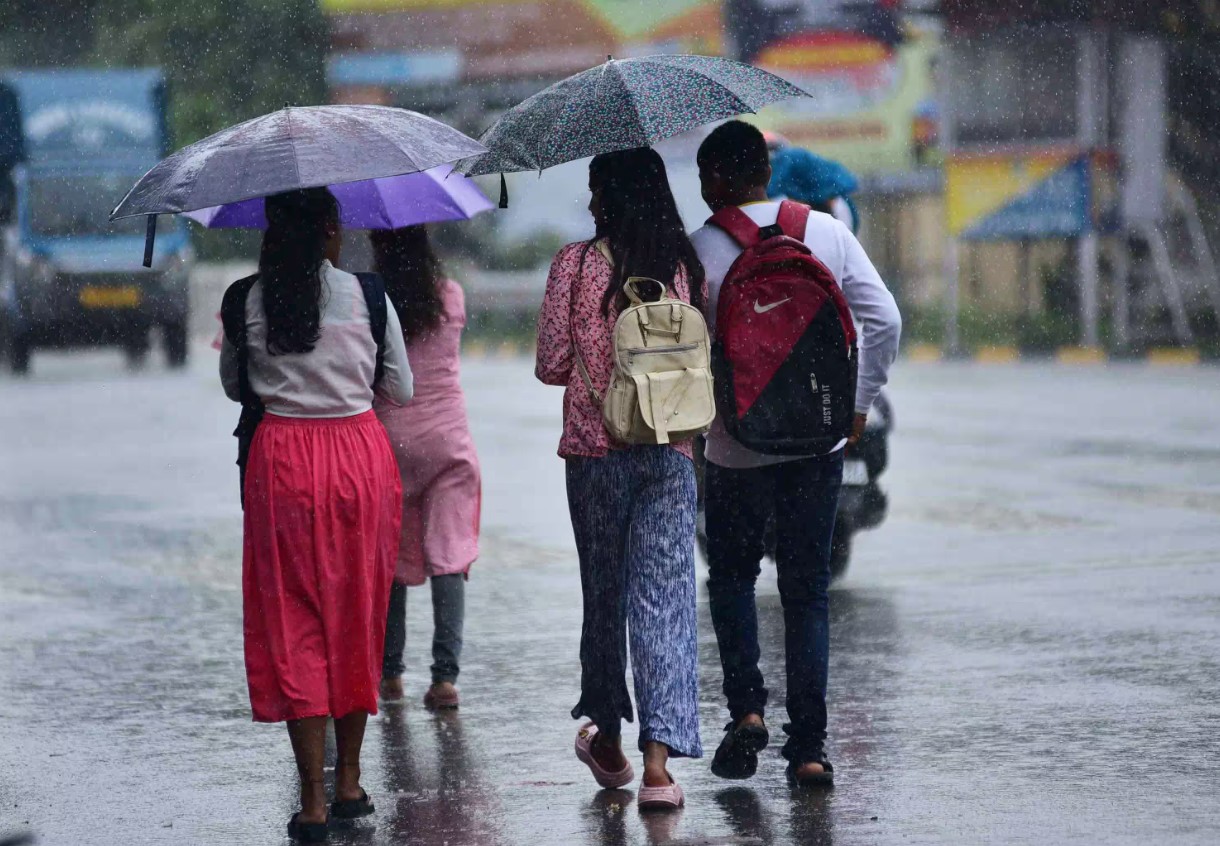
[299,779,327,822]
[739,713,764,730]
[796,761,825,777]
[641,741,671,787]
[590,731,628,771]
[335,762,364,802]
[642,764,670,787]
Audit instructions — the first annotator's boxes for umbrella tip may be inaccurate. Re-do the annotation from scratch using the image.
[607,54,613,62]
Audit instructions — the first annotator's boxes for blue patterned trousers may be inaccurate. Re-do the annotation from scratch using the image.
[566,446,703,758]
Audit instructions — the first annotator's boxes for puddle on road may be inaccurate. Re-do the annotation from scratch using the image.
[1060,439,1220,465]
[1088,481,1220,515]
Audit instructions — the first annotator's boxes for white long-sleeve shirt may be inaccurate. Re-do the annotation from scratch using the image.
[220,260,413,417]
[689,202,902,469]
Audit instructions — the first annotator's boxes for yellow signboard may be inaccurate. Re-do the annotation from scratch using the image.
[753,28,938,175]
[323,0,720,47]
[324,0,722,83]
[324,0,528,8]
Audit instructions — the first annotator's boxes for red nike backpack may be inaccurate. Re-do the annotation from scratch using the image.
[709,200,858,455]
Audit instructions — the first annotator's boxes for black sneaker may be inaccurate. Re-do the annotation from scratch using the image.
[711,718,770,780]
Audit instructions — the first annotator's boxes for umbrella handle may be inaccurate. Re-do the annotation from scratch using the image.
[143,215,157,268]
[499,174,508,209]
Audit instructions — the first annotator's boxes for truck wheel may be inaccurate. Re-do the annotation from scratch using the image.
[124,332,150,371]
[163,319,188,368]
[829,524,852,582]
[9,333,31,376]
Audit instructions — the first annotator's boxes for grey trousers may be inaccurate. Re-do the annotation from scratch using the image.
[382,574,465,684]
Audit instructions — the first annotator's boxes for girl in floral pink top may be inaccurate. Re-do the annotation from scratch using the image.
[535,245,697,461]
[535,148,708,812]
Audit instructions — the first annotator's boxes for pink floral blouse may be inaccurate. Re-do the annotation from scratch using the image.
[535,240,704,460]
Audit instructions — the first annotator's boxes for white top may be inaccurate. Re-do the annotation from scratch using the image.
[689,201,902,469]
[221,260,413,417]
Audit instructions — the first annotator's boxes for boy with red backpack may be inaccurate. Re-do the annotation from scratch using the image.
[689,121,901,787]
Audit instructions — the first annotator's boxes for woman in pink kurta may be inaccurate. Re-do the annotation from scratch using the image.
[372,225,481,710]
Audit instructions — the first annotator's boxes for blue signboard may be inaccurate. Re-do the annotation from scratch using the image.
[327,51,462,87]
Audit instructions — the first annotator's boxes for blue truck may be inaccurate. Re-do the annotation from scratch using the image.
[0,68,193,374]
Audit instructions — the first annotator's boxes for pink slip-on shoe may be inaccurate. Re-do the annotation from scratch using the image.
[637,775,685,811]
[574,723,635,789]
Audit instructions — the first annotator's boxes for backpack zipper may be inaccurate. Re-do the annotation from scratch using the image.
[629,343,699,356]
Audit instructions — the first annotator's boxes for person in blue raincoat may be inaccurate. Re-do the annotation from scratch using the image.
[767,145,861,236]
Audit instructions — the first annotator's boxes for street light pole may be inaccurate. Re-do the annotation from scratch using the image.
[1076,27,1106,349]
[940,42,961,356]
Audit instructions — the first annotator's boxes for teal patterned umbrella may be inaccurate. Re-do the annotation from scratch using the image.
[460,54,809,181]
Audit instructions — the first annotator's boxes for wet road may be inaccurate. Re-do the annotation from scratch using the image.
[1,350,1218,845]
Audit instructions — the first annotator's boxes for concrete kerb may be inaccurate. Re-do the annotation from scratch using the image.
[190,267,1208,368]
[899,345,1210,366]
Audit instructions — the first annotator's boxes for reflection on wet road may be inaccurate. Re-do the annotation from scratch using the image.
[1,351,1218,844]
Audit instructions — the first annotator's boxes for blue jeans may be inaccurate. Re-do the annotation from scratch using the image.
[566,447,703,758]
[705,450,843,764]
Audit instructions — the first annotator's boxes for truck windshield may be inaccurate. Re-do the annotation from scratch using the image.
[27,172,148,237]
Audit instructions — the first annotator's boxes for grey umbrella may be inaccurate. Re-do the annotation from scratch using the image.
[111,105,486,265]
[460,54,808,184]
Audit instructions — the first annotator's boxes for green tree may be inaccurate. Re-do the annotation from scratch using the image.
[90,0,329,147]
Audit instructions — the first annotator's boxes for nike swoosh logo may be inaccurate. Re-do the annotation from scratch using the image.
[754,297,792,314]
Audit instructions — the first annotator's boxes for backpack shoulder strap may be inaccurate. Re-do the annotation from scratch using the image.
[221,274,260,408]
[708,206,764,249]
[776,200,811,241]
[354,271,388,385]
[220,273,258,345]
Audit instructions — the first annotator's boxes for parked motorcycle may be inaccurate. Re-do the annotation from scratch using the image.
[695,390,893,582]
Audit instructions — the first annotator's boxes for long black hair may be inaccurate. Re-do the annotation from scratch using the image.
[370,225,444,342]
[259,187,340,355]
[587,148,706,317]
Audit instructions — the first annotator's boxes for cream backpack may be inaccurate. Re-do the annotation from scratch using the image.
[574,245,716,445]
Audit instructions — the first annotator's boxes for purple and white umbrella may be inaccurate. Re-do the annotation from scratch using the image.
[184,165,493,230]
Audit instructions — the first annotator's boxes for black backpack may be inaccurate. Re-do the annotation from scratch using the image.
[221,271,389,506]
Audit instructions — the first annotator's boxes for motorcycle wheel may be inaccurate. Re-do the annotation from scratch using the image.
[696,510,708,562]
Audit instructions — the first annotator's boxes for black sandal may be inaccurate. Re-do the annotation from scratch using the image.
[711,718,770,780]
[330,763,375,819]
[287,812,329,843]
[786,754,835,788]
[330,788,375,819]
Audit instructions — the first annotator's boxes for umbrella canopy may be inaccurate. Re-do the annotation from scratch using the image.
[460,55,808,177]
[111,105,487,221]
[183,165,493,230]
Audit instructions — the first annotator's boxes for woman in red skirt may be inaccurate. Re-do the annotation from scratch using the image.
[220,188,414,842]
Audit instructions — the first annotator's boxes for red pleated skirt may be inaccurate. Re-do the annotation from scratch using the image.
[242,411,402,723]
